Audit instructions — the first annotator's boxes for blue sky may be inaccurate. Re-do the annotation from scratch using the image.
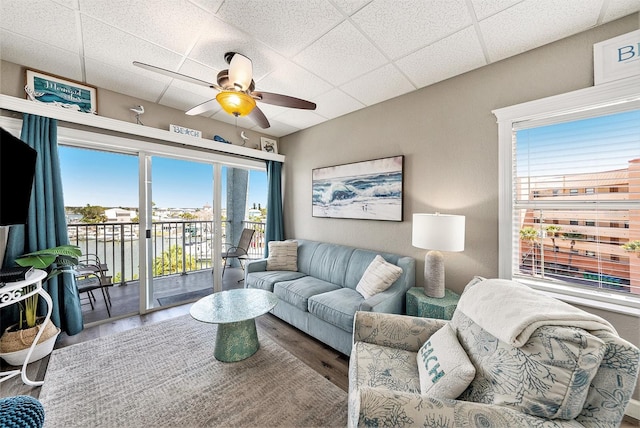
[516,109,639,177]
[59,147,268,209]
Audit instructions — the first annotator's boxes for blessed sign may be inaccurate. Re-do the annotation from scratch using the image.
[594,29,640,85]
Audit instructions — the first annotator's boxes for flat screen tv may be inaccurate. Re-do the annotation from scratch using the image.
[0,127,37,226]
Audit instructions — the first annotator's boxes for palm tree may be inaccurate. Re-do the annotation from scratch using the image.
[621,240,640,257]
[562,232,585,274]
[520,226,539,275]
[545,225,562,271]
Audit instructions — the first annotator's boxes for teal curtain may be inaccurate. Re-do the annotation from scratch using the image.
[264,160,284,258]
[2,114,84,335]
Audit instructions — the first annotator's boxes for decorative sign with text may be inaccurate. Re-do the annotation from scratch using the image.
[593,29,640,85]
[169,124,202,138]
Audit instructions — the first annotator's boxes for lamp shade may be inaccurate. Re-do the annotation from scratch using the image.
[412,213,465,252]
[216,91,256,116]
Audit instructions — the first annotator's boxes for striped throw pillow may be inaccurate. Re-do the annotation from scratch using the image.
[355,255,403,299]
[266,240,298,271]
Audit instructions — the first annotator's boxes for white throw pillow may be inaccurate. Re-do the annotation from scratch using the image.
[355,255,403,299]
[266,240,298,271]
[417,323,476,399]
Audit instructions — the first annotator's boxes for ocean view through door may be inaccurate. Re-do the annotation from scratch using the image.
[60,143,269,325]
[148,156,216,309]
[60,146,141,321]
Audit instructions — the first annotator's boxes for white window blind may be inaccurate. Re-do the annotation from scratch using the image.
[512,108,640,300]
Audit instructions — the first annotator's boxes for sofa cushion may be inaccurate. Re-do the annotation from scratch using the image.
[417,323,475,399]
[307,243,354,286]
[350,341,421,394]
[266,240,298,271]
[308,288,364,332]
[274,277,340,312]
[453,311,606,420]
[245,270,307,292]
[356,255,403,299]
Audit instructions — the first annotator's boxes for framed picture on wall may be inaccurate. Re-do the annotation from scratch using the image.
[25,69,98,114]
[312,155,404,221]
[260,137,278,154]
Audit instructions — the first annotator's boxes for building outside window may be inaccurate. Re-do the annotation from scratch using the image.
[495,77,640,312]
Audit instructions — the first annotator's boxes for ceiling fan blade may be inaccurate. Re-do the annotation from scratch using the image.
[249,105,270,129]
[185,99,218,116]
[228,53,253,91]
[253,91,316,110]
[133,61,222,90]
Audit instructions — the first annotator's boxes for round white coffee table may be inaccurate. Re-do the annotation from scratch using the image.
[190,289,278,362]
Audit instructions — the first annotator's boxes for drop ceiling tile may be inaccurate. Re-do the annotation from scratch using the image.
[331,0,372,16]
[396,26,486,88]
[173,60,220,100]
[602,0,640,22]
[0,30,84,81]
[51,0,78,8]
[188,19,283,81]
[256,60,333,101]
[294,21,387,86]
[258,119,299,138]
[468,0,522,20]
[81,16,184,76]
[273,109,326,129]
[79,0,214,55]
[2,0,79,52]
[85,58,170,104]
[480,0,603,62]
[341,63,415,106]
[215,0,343,56]
[351,0,471,59]
[188,0,224,14]
[159,84,218,114]
[312,89,364,119]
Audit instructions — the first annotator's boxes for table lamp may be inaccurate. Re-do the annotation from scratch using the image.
[412,213,465,298]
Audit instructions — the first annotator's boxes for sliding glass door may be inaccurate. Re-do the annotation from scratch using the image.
[59,146,141,322]
[147,155,216,309]
[58,133,268,324]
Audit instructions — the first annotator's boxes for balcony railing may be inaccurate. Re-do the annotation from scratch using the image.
[67,220,266,285]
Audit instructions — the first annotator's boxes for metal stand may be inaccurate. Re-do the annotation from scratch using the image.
[0,269,52,386]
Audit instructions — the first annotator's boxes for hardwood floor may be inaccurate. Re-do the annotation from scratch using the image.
[0,303,350,399]
[1,306,637,427]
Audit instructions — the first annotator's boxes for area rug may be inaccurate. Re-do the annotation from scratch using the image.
[38,315,348,427]
[156,288,213,306]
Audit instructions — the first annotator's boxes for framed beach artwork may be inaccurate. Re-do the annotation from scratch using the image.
[312,155,404,221]
[25,69,97,114]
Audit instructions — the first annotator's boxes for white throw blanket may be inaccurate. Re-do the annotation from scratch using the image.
[456,278,617,347]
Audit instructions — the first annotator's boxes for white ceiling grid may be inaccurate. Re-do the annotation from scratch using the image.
[1,0,638,137]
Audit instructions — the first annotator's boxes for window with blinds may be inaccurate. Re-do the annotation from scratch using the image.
[512,109,640,300]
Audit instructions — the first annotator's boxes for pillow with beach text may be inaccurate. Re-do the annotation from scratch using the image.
[417,323,475,399]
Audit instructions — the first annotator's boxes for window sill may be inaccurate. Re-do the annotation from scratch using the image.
[514,277,640,318]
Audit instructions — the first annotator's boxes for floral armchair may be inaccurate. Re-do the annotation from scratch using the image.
[348,279,639,427]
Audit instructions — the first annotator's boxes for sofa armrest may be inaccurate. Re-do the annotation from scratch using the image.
[245,259,267,273]
[352,311,446,352]
[349,387,582,428]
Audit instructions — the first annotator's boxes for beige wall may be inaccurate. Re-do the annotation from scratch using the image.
[280,14,640,361]
[0,60,275,150]
[1,13,638,398]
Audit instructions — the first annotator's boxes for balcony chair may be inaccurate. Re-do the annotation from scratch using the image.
[75,254,113,317]
[221,228,255,278]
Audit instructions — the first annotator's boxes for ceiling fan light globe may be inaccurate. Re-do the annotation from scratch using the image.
[216,91,256,117]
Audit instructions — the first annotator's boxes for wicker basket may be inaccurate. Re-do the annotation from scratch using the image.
[0,318,59,353]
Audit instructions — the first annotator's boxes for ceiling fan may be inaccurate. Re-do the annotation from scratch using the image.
[133,52,316,129]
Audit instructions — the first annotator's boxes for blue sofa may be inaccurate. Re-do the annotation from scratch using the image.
[244,239,415,355]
